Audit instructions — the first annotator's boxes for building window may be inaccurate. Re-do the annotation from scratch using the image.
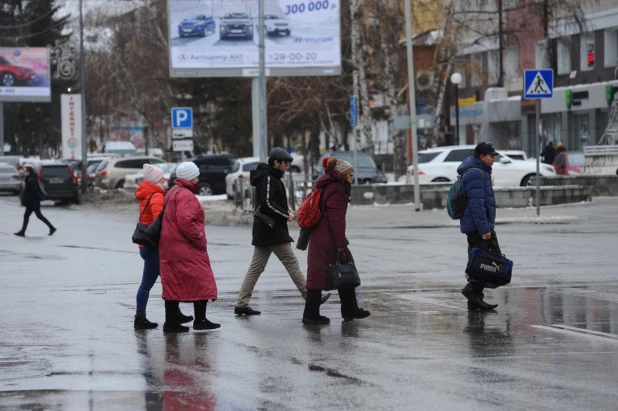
[504,0,517,9]
[605,29,618,68]
[488,50,499,85]
[506,45,519,81]
[535,40,549,69]
[557,38,572,75]
[580,32,595,71]
[571,114,589,151]
[470,53,483,87]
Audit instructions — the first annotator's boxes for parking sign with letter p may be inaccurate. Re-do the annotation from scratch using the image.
[171,107,193,129]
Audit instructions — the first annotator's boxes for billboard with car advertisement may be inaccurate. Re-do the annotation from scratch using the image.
[0,47,51,102]
[168,0,341,77]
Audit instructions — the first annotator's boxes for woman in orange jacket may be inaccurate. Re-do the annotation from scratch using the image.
[134,164,192,329]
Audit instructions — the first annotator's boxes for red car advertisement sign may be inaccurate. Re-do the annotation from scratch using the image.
[0,47,51,102]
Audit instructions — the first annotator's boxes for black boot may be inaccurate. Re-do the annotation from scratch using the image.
[339,288,371,322]
[478,293,498,310]
[49,227,57,236]
[462,283,494,311]
[193,301,220,330]
[234,306,261,316]
[14,231,25,237]
[302,289,330,324]
[177,307,194,324]
[134,314,158,330]
[320,292,331,305]
[163,301,189,333]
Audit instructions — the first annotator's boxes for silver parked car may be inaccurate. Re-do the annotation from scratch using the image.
[0,163,20,194]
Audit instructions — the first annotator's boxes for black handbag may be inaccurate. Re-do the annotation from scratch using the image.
[132,193,158,248]
[328,249,361,289]
[253,205,276,230]
[132,187,177,248]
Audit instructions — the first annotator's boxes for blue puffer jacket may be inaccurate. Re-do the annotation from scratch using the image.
[457,156,496,234]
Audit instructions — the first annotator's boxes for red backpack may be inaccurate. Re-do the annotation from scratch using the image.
[297,188,324,230]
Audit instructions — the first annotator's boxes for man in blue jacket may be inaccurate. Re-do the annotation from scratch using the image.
[458,142,501,310]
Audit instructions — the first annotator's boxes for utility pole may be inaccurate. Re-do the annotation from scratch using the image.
[404,0,420,212]
[258,0,268,162]
[498,0,504,87]
[79,0,88,193]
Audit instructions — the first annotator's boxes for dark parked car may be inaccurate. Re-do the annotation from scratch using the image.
[220,13,253,40]
[21,163,80,205]
[169,154,237,196]
[178,14,215,37]
[314,151,388,184]
[0,56,36,87]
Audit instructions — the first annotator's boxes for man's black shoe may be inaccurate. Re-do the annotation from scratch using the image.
[49,227,57,236]
[134,315,158,329]
[14,231,25,237]
[478,292,498,310]
[467,300,497,311]
[320,292,331,305]
[234,306,261,316]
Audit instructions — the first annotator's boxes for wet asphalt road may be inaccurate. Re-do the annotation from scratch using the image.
[1,195,618,410]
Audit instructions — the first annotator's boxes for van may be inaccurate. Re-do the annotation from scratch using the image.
[102,141,137,157]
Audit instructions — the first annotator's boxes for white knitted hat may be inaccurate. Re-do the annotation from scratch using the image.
[175,162,200,181]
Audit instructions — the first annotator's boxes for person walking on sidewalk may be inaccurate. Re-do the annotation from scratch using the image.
[159,162,219,333]
[14,166,56,237]
[134,164,193,330]
[302,158,370,324]
[234,148,330,316]
[458,142,501,311]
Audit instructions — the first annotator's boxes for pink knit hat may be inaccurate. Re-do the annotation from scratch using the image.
[143,164,164,184]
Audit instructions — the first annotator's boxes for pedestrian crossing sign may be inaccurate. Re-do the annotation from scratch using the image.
[524,69,553,99]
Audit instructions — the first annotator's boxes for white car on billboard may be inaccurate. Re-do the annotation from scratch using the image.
[406,145,556,187]
[259,14,291,36]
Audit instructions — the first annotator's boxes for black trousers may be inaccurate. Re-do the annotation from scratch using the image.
[21,205,54,233]
[465,230,501,291]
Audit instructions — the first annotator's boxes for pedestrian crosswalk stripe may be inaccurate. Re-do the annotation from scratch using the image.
[526,72,550,95]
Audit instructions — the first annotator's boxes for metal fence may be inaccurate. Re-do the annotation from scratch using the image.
[231,172,314,212]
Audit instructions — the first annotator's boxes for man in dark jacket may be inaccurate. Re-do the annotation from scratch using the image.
[541,142,555,165]
[14,166,56,237]
[234,148,329,315]
[458,142,500,311]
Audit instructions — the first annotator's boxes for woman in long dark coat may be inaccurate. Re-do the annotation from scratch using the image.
[14,166,56,237]
[302,158,370,324]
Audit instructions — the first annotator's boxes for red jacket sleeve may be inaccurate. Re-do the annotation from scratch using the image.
[150,193,164,220]
[175,193,207,251]
[325,186,349,249]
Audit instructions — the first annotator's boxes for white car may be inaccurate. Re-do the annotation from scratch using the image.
[406,145,556,187]
[124,163,177,191]
[290,152,307,173]
[261,14,291,36]
[225,157,260,199]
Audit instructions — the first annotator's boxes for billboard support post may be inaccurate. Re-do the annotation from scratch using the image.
[0,102,4,156]
[79,0,88,193]
[258,0,268,163]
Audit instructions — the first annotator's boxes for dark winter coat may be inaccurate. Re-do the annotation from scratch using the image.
[458,157,496,235]
[22,173,41,208]
[159,179,218,302]
[250,163,293,247]
[541,145,556,165]
[306,168,352,291]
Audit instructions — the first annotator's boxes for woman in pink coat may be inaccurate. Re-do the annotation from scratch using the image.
[159,162,219,333]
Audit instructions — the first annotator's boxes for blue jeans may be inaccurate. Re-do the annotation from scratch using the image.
[136,247,160,316]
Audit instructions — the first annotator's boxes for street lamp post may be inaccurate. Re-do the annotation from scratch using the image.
[450,72,462,145]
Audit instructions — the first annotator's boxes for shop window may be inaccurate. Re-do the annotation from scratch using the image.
[580,33,595,71]
[506,45,519,81]
[557,38,572,75]
[470,53,483,87]
[572,114,589,151]
[605,29,618,68]
[488,50,499,85]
